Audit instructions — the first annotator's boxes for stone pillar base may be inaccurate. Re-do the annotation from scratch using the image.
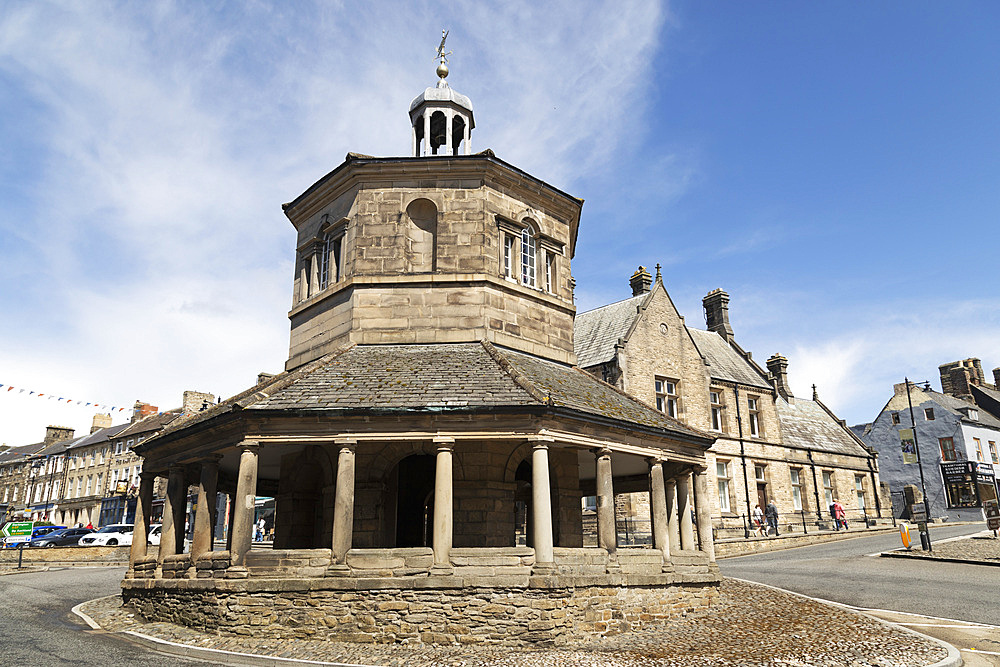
[225,566,249,579]
[429,565,454,576]
[325,564,351,577]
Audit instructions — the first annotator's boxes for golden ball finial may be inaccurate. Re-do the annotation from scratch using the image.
[436,61,449,80]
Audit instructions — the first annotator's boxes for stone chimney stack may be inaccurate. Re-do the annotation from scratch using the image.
[939,359,984,398]
[703,289,734,342]
[994,367,1000,390]
[44,425,74,444]
[629,266,652,296]
[257,372,276,386]
[91,413,112,434]
[766,354,793,400]
[183,390,216,413]
[131,401,158,424]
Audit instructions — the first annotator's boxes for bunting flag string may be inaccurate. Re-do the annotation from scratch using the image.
[0,382,128,413]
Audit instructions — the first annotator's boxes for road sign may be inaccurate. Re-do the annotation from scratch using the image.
[909,502,927,523]
[984,500,1000,531]
[4,535,30,545]
[0,521,32,538]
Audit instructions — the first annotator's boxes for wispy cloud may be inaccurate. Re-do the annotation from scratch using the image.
[0,0,667,444]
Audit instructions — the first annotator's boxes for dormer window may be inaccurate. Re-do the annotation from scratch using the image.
[969,409,979,421]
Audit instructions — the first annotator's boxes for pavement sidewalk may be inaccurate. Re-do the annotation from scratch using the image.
[880,530,1000,566]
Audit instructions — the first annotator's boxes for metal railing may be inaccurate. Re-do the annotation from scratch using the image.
[714,507,894,541]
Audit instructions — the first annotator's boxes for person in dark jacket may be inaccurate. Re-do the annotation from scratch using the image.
[765,500,779,536]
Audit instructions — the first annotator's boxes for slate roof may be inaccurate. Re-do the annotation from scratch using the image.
[150,342,711,446]
[573,294,647,368]
[686,328,771,389]
[64,423,131,452]
[925,389,1000,431]
[776,398,872,457]
[0,443,48,465]
[113,412,181,439]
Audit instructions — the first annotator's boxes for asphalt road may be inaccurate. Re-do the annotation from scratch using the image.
[718,522,1000,625]
[0,566,199,666]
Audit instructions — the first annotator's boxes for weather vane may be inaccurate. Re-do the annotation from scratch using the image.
[435,29,452,65]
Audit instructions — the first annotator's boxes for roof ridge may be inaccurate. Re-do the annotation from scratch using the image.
[479,340,550,405]
[575,293,646,318]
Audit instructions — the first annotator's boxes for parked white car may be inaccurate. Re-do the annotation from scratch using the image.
[78,524,134,546]
[147,523,161,545]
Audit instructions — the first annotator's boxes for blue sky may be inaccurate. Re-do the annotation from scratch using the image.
[1,1,998,446]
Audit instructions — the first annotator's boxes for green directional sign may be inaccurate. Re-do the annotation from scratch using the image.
[1,522,32,537]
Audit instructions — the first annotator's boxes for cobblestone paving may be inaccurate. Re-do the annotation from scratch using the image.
[82,579,948,666]
[904,533,1000,563]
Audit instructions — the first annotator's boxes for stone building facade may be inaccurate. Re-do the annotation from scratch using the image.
[123,60,721,645]
[575,269,886,536]
[856,359,1000,521]
[0,425,75,523]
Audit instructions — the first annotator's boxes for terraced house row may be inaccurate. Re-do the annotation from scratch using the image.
[0,391,213,528]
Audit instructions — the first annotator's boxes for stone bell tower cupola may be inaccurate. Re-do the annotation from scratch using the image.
[409,31,475,156]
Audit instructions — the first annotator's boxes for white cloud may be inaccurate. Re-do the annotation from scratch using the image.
[0,0,668,445]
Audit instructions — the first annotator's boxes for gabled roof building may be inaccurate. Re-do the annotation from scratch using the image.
[856,359,1000,521]
[575,268,885,536]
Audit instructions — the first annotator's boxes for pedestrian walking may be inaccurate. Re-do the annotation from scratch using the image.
[256,517,266,542]
[833,499,847,530]
[752,504,766,537]
[765,500,779,536]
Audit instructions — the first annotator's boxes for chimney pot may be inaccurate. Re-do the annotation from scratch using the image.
[629,266,652,296]
[993,367,1000,390]
[703,289,735,342]
[766,354,792,400]
[90,413,112,434]
[182,390,215,414]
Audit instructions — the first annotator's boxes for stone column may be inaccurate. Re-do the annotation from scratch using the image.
[432,437,454,570]
[530,438,555,569]
[230,441,259,568]
[665,478,681,553]
[595,448,616,556]
[225,492,236,551]
[158,466,186,562]
[411,123,418,157]
[677,471,695,551]
[191,457,220,560]
[129,472,155,566]
[693,465,717,562]
[464,116,471,154]
[330,440,356,568]
[648,459,670,561]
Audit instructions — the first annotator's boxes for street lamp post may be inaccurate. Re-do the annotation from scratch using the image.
[904,377,932,552]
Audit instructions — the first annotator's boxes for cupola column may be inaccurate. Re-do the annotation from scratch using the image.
[677,470,695,550]
[330,439,356,568]
[230,441,259,567]
[191,456,221,560]
[423,113,432,156]
[129,471,156,567]
[665,477,681,553]
[446,110,454,156]
[530,437,555,570]
[693,465,716,562]
[432,437,454,570]
[594,448,617,556]
[647,459,670,562]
